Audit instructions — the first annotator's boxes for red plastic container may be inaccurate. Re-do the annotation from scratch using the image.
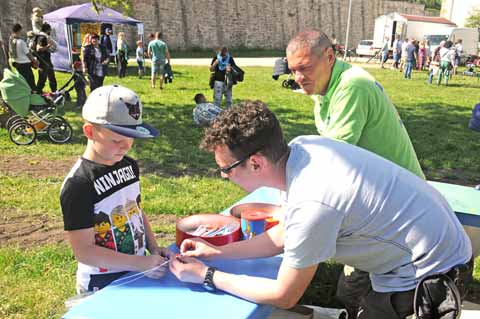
[176,214,241,248]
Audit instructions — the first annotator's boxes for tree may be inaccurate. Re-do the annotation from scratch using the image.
[465,8,480,28]
[91,0,132,16]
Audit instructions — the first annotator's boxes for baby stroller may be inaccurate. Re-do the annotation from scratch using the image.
[272,58,300,90]
[164,63,174,84]
[0,68,72,145]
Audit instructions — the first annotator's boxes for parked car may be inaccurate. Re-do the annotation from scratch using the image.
[356,40,376,57]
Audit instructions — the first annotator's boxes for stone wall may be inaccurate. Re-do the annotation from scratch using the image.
[0,0,425,51]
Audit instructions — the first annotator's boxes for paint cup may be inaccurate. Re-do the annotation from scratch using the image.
[240,211,270,240]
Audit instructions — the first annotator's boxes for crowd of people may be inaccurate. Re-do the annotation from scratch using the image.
[384,34,464,86]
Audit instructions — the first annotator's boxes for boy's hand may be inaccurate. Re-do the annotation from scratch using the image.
[180,238,222,259]
[150,247,174,260]
[143,255,168,279]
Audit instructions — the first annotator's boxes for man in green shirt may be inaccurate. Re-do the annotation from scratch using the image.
[147,32,171,89]
[286,29,424,179]
[286,29,425,319]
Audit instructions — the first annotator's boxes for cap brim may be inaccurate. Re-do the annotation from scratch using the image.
[103,123,159,138]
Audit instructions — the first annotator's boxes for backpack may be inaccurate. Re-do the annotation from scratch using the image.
[469,103,480,132]
[232,65,244,83]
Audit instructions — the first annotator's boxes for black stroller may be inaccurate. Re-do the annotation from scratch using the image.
[272,58,300,90]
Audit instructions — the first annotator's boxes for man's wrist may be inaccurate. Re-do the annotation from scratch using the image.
[202,266,217,291]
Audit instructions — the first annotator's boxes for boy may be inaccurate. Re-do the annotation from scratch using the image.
[193,93,223,127]
[71,53,87,107]
[135,40,145,78]
[60,85,170,293]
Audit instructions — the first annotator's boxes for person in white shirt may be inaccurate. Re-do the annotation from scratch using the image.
[453,39,463,75]
[169,101,473,319]
[8,23,37,90]
[437,40,456,86]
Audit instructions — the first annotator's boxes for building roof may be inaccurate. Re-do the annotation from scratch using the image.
[400,14,457,26]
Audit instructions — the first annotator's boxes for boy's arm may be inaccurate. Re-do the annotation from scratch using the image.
[67,227,166,272]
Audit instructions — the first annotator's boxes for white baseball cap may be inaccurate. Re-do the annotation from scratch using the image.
[82,85,159,138]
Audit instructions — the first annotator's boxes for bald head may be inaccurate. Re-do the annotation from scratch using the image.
[286,29,332,57]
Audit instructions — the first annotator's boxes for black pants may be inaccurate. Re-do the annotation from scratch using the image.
[74,79,87,107]
[117,59,127,78]
[37,64,57,92]
[336,258,474,319]
[88,74,104,92]
[14,62,36,91]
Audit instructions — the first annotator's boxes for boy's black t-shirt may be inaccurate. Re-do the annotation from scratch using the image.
[60,156,147,291]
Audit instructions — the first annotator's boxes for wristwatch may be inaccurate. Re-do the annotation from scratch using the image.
[203,266,217,292]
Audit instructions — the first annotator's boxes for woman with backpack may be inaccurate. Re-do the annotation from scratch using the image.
[437,40,456,86]
[210,47,237,108]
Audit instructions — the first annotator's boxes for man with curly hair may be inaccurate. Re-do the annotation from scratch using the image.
[169,101,472,319]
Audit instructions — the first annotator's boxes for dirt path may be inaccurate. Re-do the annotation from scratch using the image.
[0,209,176,248]
[0,154,177,248]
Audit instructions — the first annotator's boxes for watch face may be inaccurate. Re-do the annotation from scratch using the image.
[203,281,216,292]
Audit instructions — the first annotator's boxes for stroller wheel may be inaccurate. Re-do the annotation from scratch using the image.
[6,115,24,130]
[47,116,73,144]
[9,122,37,145]
[282,80,289,88]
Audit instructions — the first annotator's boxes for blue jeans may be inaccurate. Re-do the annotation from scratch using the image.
[404,60,414,79]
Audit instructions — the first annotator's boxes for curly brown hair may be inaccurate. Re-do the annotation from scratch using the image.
[201,100,288,162]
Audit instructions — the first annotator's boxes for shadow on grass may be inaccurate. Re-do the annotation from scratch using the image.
[397,102,480,184]
[128,99,314,177]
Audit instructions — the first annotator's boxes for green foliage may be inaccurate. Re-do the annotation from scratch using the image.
[411,0,442,10]
[91,0,133,16]
[466,9,480,28]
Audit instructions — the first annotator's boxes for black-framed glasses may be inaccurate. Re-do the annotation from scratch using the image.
[218,148,261,174]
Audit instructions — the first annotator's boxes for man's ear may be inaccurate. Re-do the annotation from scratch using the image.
[83,122,95,139]
[249,154,264,171]
[326,47,336,66]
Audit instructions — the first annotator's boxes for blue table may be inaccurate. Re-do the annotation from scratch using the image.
[63,183,480,319]
[63,188,285,319]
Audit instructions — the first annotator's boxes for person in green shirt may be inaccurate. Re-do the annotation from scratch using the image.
[286,29,424,179]
[147,32,171,89]
[286,29,425,319]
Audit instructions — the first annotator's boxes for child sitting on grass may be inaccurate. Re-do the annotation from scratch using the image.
[60,85,171,293]
[193,93,223,127]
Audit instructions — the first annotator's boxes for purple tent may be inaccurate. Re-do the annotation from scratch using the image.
[44,3,142,71]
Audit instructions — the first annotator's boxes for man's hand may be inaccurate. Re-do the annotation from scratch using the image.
[180,238,222,259]
[169,255,208,284]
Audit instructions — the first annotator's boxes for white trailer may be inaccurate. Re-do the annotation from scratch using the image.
[425,27,479,56]
[373,12,457,48]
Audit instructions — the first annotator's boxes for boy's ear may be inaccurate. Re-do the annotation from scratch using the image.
[83,122,95,139]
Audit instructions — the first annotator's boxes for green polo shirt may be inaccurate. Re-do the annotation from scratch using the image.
[311,59,425,178]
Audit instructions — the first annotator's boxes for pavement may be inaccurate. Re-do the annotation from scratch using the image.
[131,57,382,68]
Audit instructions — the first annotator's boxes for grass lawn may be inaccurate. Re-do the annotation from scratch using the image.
[0,62,480,318]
